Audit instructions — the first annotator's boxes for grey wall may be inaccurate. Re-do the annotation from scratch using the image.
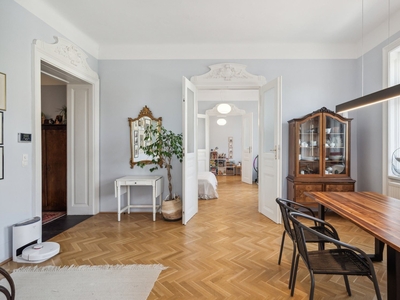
[41,85,66,120]
[208,115,242,161]
[98,59,359,212]
[198,101,259,180]
[0,0,98,262]
[348,31,400,193]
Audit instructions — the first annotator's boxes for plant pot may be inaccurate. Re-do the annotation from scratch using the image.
[162,196,182,221]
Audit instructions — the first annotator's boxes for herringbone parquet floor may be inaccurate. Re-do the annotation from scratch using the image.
[3,176,386,299]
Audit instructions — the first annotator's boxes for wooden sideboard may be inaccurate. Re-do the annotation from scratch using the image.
[42,125,67,211]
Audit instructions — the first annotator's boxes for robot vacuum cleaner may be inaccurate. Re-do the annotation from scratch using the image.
[21,242,60,263]
[13,216,60,263]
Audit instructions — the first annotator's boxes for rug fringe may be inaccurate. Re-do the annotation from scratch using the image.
[13,264,167,273]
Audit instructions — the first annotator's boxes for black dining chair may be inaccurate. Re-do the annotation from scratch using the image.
[0,267,15,300]
[288,212,382,300]
[275,198,340,289]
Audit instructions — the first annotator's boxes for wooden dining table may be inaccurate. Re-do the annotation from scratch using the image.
[305,191,400,300]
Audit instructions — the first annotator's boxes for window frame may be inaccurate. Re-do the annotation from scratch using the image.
[383,38,400,194]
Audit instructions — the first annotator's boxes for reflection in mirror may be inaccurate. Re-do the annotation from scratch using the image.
[128,106,162,168]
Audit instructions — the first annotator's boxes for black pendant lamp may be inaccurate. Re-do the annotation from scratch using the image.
[336,84,400,113]
[336,0,399,114]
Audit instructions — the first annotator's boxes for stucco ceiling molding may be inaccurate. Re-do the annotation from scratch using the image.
[191,63,267,90]
[34,36,98,80]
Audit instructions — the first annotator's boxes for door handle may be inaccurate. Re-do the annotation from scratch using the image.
[270,146,279,159]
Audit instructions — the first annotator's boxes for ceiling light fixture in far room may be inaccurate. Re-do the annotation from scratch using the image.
[217,103,231,114]
[217,118,227,126]
[336,0,400,114]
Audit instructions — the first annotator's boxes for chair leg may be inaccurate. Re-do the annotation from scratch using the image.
[0,267,14,300]
[343,275,351,296]
[0,287,12,300]
[288,241,296,289]
[370,273,382,300]
[290,254,300,297]
[309,271,315,300]
[278,231,286,265]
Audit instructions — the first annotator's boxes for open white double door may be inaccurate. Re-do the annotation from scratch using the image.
[182,77,282,225]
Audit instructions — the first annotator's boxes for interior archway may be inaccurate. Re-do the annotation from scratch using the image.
[192,63,266,184]
[33,37,100,217]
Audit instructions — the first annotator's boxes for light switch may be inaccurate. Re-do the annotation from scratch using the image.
[22,154,28,167]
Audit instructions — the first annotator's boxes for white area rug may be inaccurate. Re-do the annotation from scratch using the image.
[0,264,167,300]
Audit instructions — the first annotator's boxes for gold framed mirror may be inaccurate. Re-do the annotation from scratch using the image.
[128,106,162,168]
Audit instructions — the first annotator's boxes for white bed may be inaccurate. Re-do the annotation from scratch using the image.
[198,171,218,199]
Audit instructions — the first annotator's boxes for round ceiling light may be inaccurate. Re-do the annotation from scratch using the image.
[217,118,227,126]
[217,103,231,114]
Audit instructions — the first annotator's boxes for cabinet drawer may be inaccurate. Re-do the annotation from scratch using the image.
[295,184,323,203]
[325,184,354,192]
[125,180,152,186]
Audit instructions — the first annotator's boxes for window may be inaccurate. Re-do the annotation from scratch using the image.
[388,43,400,178]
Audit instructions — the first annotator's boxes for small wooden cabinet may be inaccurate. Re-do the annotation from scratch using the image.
[42,125,67,211]
[235,165,241,176]
[226,161,235,175]
[286,107,355,205]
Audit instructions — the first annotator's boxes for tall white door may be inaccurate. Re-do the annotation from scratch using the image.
[241,113,253,184]
[67,84,98,215]
[258,77,282,224]
[182,77,198,225]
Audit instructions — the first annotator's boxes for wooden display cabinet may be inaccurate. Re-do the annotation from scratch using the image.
[286,107,355,206]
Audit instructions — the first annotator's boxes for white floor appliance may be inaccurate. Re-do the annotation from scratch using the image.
[12,216,60,263]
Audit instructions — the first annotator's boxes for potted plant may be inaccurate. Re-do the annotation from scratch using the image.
[57,105,67,124]
[137,124,183,220]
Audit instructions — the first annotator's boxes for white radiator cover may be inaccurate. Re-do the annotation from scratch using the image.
[388,178,400,200]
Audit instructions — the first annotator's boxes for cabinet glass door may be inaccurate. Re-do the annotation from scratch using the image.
[324,116,347,175]
[298,115,320,175]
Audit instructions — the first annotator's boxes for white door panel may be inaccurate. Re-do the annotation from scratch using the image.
[67,84,95,215]
[198,150,207,172]
[241,113,253,184]
[197,114,208,172]
[182,77,198,224]
[259,77,282,224]
[259,153,277,217]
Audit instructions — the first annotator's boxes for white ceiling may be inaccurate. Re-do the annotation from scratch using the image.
[14,0,400,59]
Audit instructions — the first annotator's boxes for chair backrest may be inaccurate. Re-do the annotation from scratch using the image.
[288,212,321,269]
[275,198,297,239]
[275,198,314,240]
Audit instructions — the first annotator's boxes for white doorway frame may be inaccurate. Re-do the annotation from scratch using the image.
[192,64,263,185]
[191,63,282,219]
[32,37,100,217]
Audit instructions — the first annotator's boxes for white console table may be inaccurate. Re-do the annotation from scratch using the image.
[114,175,163,222]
